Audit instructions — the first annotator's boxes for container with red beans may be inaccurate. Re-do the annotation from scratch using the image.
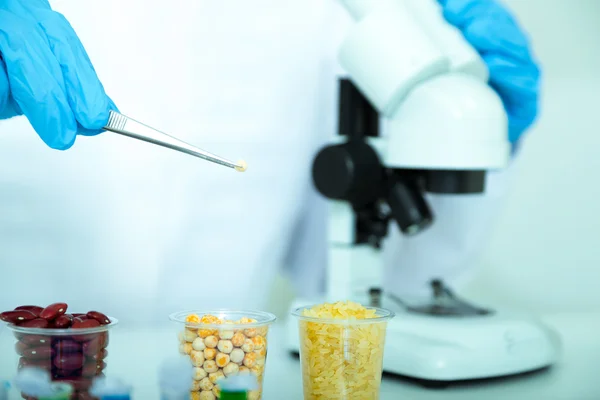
[0,303,118,400]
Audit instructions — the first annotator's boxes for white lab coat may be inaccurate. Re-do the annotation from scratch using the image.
[0,0,516,326]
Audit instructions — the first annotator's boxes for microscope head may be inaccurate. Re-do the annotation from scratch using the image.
[312,0,511,236]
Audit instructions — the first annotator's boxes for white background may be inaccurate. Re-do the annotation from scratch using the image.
[462,0,600,313]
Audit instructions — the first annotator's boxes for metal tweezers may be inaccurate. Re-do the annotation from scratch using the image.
[104,110,247,172]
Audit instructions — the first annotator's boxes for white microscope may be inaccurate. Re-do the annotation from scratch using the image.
[285,0,560,386]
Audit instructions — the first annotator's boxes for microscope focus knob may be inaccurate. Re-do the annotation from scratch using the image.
[312,141,383,207]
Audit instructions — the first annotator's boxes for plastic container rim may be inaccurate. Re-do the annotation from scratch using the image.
[291,305,395,325]
[3,317,118,336]
[169,309,277,329]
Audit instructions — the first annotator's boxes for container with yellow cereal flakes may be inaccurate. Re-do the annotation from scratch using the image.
[169,310,276,400]
[292,301,395,400]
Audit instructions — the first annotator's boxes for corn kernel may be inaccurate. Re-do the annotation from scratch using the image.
[231,332,245,347]
[209,370,225,384]
[191,380,201,392]
[254,346,266,358]
[198,329,215,338]
[243,352,257,368]
[193,337,206,351]
[184,329,198,342]
[217,340,233,354]
[199,391,216,400]
[199,377,214,391]
[204,335,218,348]
[204,348,217,360]
[193,367,208,381]
[241,339,254,353]
[186,314,200,323]
[251,336,265,350]
[230,348,245,364]
[190,350,205,367]
[179,343,193,355]
[216,352,230,368]
[223,362,239,377]
[203,360,218,374]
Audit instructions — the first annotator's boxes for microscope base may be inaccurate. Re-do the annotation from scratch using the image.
[285,298,560,382]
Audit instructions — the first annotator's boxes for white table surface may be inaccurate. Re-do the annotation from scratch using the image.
[3,312,600,399]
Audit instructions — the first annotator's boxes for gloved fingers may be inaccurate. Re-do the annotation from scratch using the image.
[0,57,19,119]
[438,0,532,63]
[483,53,541,142]
[76,96,119,136]
[39,12,115,135]
[0,0,51,16]
[0,10,77,150]
[437,0,515,29]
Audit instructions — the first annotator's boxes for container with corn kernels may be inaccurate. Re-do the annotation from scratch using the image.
[169,310,276,400]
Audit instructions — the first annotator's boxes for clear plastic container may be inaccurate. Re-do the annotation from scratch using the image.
[292,305,394,400]
[169,310,276,400]
[3,317,118,400]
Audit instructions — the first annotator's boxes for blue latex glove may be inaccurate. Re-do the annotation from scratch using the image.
[0,0,116,150]
[438,0,541,143]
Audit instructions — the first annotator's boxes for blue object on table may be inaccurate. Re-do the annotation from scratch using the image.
[0,0,116,150]
[437,0,542,144]
[90,376,133,400]
[158,357,193,400]
[0,381,9,400]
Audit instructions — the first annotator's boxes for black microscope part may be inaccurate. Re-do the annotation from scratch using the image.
[425,170,486,194]
[338,79,379,138]
[312,141,384,208]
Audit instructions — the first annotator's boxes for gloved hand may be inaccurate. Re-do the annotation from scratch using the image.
[437,0,541,143]
[0,0,116,150]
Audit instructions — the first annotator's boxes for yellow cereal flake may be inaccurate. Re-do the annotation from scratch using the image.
[201,314,221,324]
[301,300,378,320]
[299,301,386,399]
[198,329,215,338]
[186,314,200,323]
[238,317,257,324]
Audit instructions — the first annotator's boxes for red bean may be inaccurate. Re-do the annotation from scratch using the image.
[20,346,53,360]
[54,340,82,354]
[82,336,103,356]
[54,352,85,370]
[87,348,108,362]
[14,306,44,316]
[53,314,73,329]
[18,318,49,328]
[15,341,29,356]
[40,303,68,321]
[0,310,36,324]
[86,311,111,325]
[82,361,106,377]
[19,335,51,346]
[72,319,100,329]
[99,332,109,348]
[18,357,51,370]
